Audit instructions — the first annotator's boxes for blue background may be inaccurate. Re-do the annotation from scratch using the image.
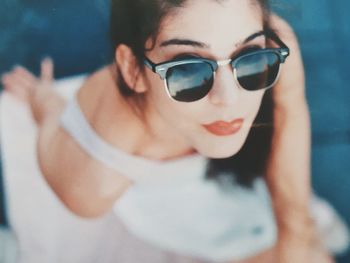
[0,0,349,261]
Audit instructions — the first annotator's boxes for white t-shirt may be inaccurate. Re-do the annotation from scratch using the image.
[1,75,276,263]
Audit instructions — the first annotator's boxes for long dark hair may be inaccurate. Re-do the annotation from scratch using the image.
[110,0,273,188]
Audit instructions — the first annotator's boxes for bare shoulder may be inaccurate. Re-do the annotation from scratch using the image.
[37,115,132,218]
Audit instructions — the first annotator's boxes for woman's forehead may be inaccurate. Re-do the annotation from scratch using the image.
[154,0,264,55]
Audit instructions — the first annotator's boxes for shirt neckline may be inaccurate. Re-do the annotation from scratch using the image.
[60,95,207,183]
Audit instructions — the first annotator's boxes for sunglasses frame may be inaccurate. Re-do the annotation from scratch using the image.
[144,29,290,102]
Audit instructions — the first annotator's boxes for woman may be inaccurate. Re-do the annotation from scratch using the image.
[0,0,339,262]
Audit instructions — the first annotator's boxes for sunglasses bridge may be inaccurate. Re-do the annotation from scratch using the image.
[216,59,232,66]
[209,59,236,77]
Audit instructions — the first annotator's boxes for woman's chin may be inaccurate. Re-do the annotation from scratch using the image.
[197,140,246,159]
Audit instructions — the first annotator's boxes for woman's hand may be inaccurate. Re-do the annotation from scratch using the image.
[265,15,334,262]
[1,58,63,125]
[268,13,311,225]
[270,14,306,109]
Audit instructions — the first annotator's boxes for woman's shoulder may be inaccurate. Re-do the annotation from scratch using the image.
[53,74,88,100]
[53,65,113,101]
[38,116,132,217]
[37,67,133,217]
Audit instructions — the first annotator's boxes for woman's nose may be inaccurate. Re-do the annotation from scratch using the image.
[207,66,240,106]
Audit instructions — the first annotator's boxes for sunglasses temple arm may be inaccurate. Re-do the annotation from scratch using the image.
[144,58,155,71]
[265,29,286,47]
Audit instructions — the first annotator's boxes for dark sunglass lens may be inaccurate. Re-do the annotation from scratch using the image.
[166,62,213,102]
[236,52,280,91]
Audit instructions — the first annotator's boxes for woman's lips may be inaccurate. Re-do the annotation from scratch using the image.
[203,119,244,136]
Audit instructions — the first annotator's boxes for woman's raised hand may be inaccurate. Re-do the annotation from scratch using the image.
[1,58,65,124]
[1,58,54,101]
[267,14,311,219]
[266,15,334,263]
[270,14,306,108]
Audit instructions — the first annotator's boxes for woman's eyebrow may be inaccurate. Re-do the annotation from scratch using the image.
[242,30,267,44]
[159,30,267,49]
[160,39,209,48]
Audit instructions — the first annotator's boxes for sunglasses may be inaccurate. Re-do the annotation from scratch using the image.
[144,30,290,102]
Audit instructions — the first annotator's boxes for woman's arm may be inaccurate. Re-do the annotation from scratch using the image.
[265,15,334,262]
[2,60,132,218]
[35,65,132,218]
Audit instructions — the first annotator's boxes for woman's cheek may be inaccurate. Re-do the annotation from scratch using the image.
[249,90,266,116]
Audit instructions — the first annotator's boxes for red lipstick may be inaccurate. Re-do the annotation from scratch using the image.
[203,119,244,136]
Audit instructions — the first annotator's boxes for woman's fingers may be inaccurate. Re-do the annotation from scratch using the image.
[2,66,37,88]
[40,57,54,82]
[1,58,55,104]
[13,66,38,84]
[1,73,31,101]
[270,14,306,107]
[10,66,37,89]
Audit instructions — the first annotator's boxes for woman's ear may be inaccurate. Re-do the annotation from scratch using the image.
[115,44,147,93]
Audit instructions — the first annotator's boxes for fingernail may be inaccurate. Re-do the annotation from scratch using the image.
[42,56,53,63]
[12,64,20,70]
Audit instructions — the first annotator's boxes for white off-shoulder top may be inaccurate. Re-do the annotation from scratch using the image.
[2,75,276,263]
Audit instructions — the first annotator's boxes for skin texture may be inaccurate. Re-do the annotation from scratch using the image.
[0,1,334,262]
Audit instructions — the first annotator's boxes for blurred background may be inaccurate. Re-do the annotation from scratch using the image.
[0,0,349,262]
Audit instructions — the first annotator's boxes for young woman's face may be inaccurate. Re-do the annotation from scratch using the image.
[143,0,267,158]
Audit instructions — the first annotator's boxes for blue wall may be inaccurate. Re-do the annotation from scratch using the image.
[0,0,111,77]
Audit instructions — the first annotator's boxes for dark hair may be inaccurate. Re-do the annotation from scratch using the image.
[110,0,273,187]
